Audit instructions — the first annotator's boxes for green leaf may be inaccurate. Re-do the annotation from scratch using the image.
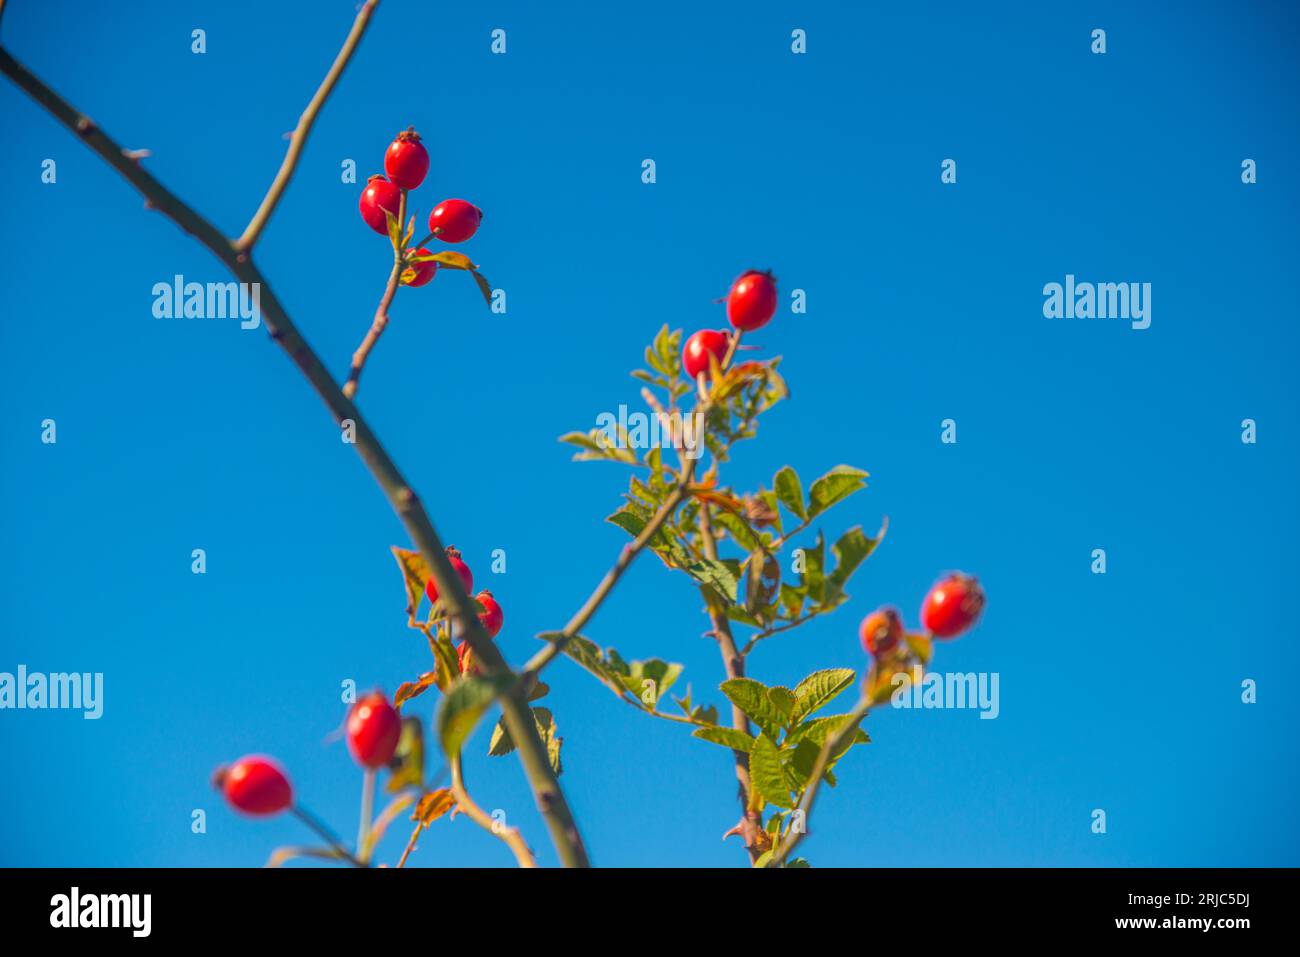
[618,659,684,709]
[807,465,868,518]
[768,686,796,718]
[673,688,719,726]
[384,208,402,251]
[785,858,811,868]
[748,734,793,809]
[471,270,493,308]
[606,506,647,537]
[904,631,933,665]
[487,715,515,757]
[687,557,741,604]
[787,713,871,750]
[799,532,826,604]
[435,674,513,757]
[416,250,476,270]
[829,525,880,586]
[744,550,781,621]
[713,509,763,552]
[720,677,787,740]
[385,717,424,793]
[488,707,561,775]
[791,668,857,722]
[532,707,563,776]
[692,726,757,751]
[390,546,431,623]
[773,466,807,521]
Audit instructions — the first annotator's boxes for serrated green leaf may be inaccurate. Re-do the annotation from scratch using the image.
[773,466,806,521]
[692,726,757,752]
[807,465,868,518]
[687,557,741,604]
[768,686,796,717]
[791,668,857,722]
[787,713,871,750]
[714,509,763,552]
[749,734,793,809]
[720,677,786,740]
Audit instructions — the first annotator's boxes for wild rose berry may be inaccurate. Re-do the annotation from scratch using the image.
[359,175,401,235]
[428,199,482,243]
[683,329,730,379]
[384,127,429,191]
[403,247,438,287]
[726,270,778,332]
[476,590,504,638]
[346,691,402,769]
[425,546,474,604]
[920,573,985,639]
[214,755,292,815]
[859,607,904,657]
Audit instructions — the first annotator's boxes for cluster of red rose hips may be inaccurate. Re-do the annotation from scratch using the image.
[214,547,502,821]
[425,545,504,677]
[682,269,779,378]
[859,573,985,660]
[357,127,483,286]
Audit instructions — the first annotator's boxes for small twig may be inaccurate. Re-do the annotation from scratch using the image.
[290,805,365,867]
[450,754,537,868]
[237,0,379,250]
[396,821,425,869]
[739,612,819,655]
[342,261,401,399]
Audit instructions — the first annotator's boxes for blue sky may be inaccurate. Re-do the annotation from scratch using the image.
[1,0,1297,867]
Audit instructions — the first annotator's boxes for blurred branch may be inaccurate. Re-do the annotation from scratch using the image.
[0,18,589,869]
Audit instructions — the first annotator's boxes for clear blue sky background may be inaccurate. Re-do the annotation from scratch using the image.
[1,0,1296,868]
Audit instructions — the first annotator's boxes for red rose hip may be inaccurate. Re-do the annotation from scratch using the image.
[346,691,402,769]
[920,573,985,639]
[683,329,730,379]
[428,199,482,243]
[859,606,904,657]
[425,546,474,604]
[403,247,438,287]
[359,175,401,235]
[476,590,504,638]
[214,755,292,815]
[384,127,429,190]
[726,270,778,332]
